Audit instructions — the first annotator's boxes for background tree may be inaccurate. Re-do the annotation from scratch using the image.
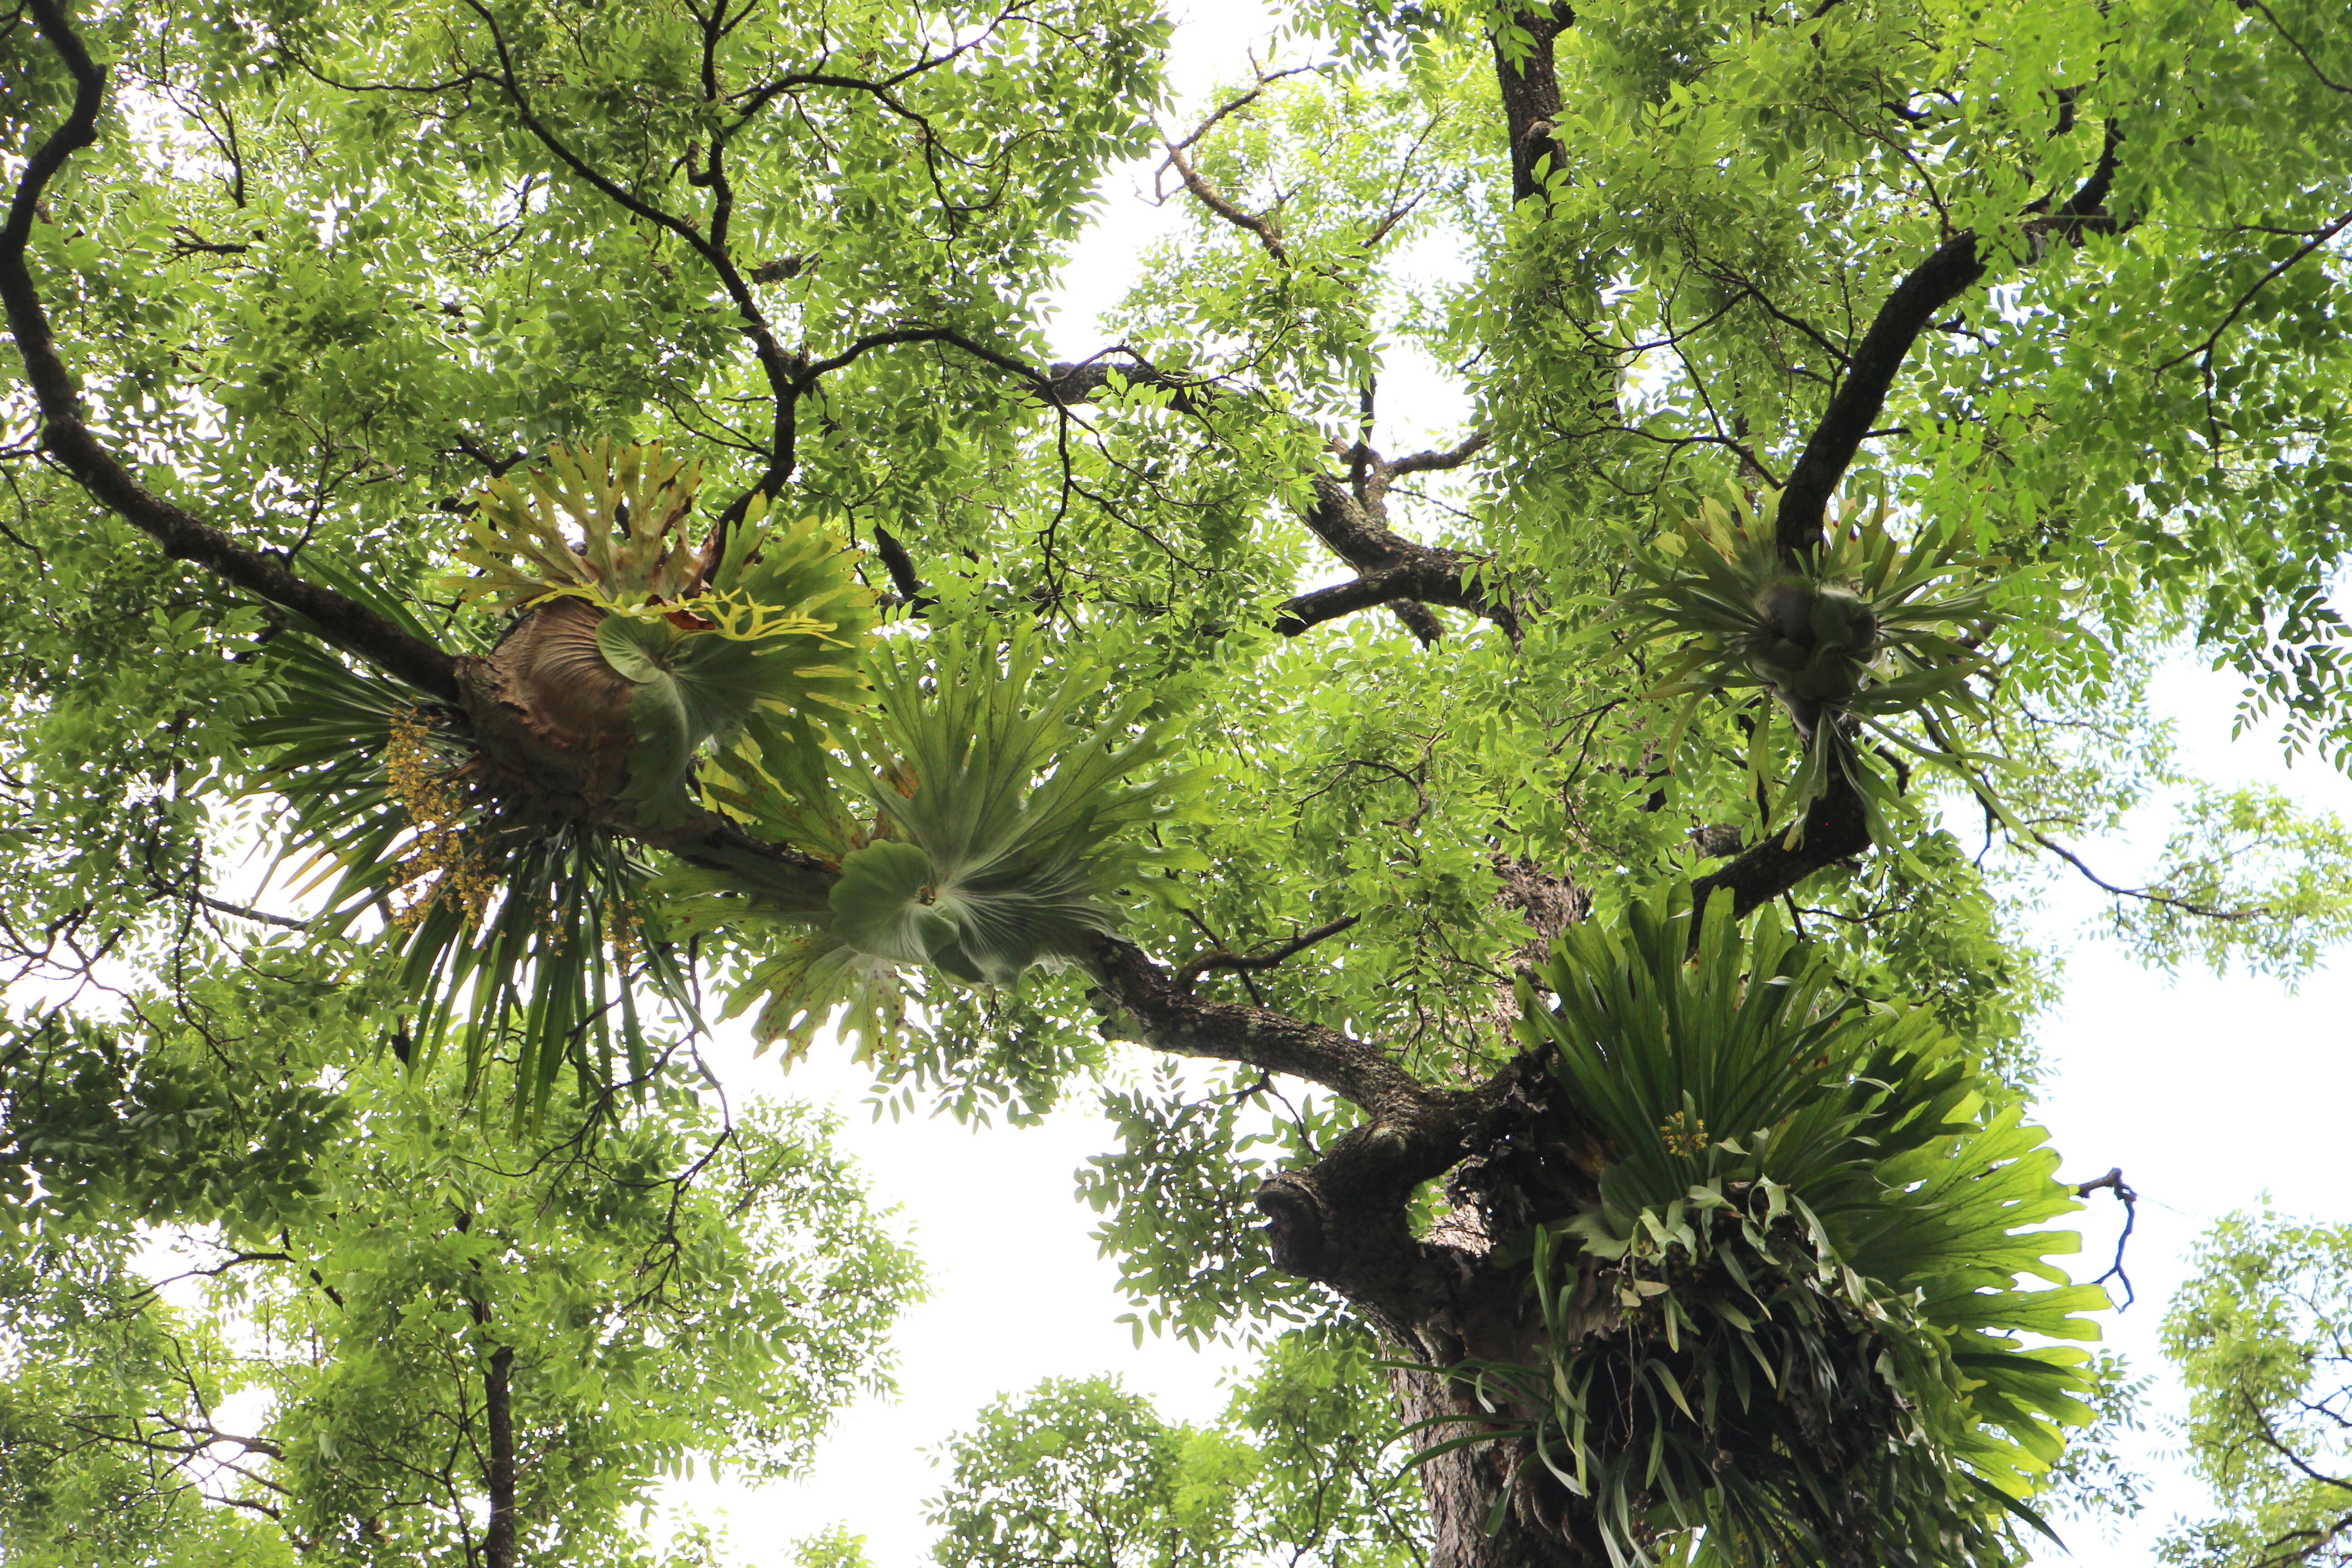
[2157,1210,2352,1568]
[928,1331,1423,1568]
[0,947,919,1564]
[5,0,2352,1563]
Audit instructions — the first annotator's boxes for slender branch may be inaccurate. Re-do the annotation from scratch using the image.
[1386,432,1491,478]
[1165,63,1332,156]
[187,892,310,931]
[455,0,798,518]
[1163,143,1288,264]
[2030,829,2270,921]
[0,0,459,701]
[1176,915,1361,991]
[2155,207,2352,375]
[2235,0,2352,94]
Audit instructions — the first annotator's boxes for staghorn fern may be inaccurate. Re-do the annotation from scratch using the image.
[1617,490,2003,842]
[252,444,1184,1110]
[1407,885,2102,1568]
[661,624,1193,1063]
[247,444,879,1118]
[447,441,877,827]
[247,559,697,1118]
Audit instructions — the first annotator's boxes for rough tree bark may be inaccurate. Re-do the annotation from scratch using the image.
[480,1346,519,1568]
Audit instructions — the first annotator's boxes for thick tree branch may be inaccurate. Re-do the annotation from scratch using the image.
[1278,469,1518,640]
[1277,555,1516,640]
[1776,127,2126,559]
[1086,932,1454,1120]
[0,0,460,701]
[481,1344,517,1568]
[1686,769,1873,920]
[1774,232,1985,559]
[1387,432,1492,479]
[1041,354,1215,415]
[869,523,933,609]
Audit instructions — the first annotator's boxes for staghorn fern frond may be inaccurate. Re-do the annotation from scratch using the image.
[255,447,1179,1104]
[1618,489,2004,841]
[446,442,878,828]
[596,500,878,827]
[244,444,882,1122]
[1407,885,2102,1568]
[661,623,1192,1059]
[245,583,699,1122]
[450,437,710,613]
[837,626,1186,983]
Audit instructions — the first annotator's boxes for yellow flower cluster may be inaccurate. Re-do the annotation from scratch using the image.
[1657,1109,1709,1157]
[384,706,496,930]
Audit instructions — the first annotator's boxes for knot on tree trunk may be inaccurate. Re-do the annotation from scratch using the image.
[1444,1053,1606,1241]
[1255,1172,1330,1276]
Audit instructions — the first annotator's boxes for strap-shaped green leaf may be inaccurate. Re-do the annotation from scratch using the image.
[1449,884,2105,1568]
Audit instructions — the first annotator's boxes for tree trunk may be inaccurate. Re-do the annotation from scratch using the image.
[1392,1366,1600,1568]
[482,1344,518,1568]
[1493,3,1573,203]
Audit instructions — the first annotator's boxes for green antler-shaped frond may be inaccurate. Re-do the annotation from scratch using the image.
[1617,489,2006,841]
[441,441,879,829]
[833,625,1184,983]
[662,623,1191,1063]
[1406,886,2102,1568]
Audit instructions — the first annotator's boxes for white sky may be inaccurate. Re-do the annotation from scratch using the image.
[662,12,2352,1567]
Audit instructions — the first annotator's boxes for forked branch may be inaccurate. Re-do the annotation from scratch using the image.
[1776,125,2125,559]
[0,0,460,700]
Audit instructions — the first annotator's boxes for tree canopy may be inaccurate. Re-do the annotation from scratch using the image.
[4,0,2352,1562]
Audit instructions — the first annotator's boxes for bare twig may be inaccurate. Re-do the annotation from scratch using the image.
[2076,1166,2139,1309]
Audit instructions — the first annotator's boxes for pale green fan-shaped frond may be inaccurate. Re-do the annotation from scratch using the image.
[1406,885,2102,1568]
[449,437,709,613]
